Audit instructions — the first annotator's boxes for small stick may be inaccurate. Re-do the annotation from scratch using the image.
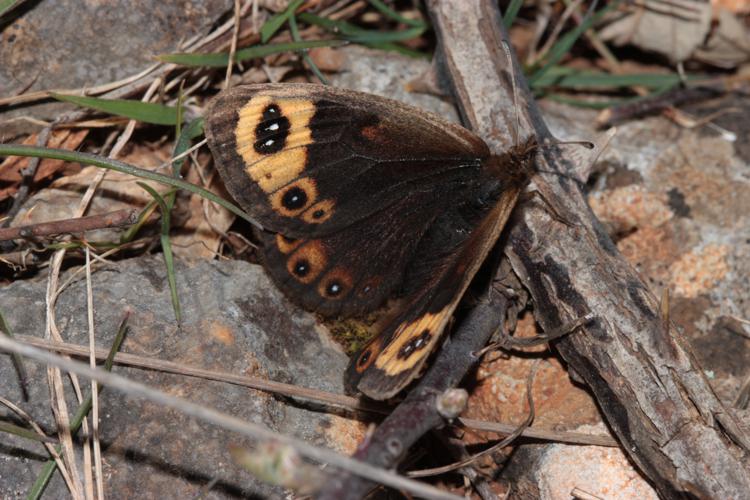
[14,333,618,447]
[596,86,723,128]
[0,209,138,242]
[457,418,617,447]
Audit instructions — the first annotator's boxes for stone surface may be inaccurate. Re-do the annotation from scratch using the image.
[0,0,233,136]
[535,427,659,500]
[545,97,750,403]
[0,256,355,498]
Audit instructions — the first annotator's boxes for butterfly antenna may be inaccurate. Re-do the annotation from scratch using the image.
[501,40,593,153]
[555,139,594,149]
[501,39,521,146]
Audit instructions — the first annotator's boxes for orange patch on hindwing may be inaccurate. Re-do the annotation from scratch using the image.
[234,95,317,212]
[287,240,327,284]
[354,336,385,374]
[275,234,302,254]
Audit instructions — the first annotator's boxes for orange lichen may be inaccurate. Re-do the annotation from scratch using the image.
[669,244,730,298]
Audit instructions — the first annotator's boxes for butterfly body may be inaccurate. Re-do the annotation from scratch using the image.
[205,83,533,399]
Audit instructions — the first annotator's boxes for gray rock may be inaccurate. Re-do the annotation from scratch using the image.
[0,0,233,136]
[0,256,349,499]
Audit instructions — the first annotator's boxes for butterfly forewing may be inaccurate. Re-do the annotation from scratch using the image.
[204,83,489,238]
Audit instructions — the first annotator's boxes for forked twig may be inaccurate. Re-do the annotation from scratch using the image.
[406,361,539,478]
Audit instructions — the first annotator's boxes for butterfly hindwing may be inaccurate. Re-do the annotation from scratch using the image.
[257,190,442,317]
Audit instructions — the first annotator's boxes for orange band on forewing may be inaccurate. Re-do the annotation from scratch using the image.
[247,148,307,193]
[234,95,316,196]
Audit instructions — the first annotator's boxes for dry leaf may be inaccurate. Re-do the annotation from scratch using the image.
[170,164,234,261]
[12,143,172,241]
[0,129,87,201]
[598,0,712,63]
[694,8,750,67]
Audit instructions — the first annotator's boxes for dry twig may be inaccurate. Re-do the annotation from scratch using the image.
[0,209,137,242]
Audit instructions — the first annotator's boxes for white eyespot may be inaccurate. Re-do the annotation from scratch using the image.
[330,284,340,293]
[267,123,280,131]
[264,139,274,147]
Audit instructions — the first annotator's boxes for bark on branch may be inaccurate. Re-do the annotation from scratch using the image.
[429,1,750,498]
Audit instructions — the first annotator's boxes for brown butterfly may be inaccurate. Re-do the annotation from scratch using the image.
[204,83,536,400]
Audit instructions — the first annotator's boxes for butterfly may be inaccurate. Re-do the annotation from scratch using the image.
[204,83,536,400]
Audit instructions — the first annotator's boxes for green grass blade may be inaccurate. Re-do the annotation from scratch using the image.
[159,116,205,233]
[27,315,130,500]
[297,12,345,32]
[0,0,25,18]
[529,1,618,86]
[366,0,426,28]
[345,25,424,44]
[0,308,29,400]
[119,197,160,244]
[0,145,260,229]
[261,0,305,43]
[175,87,183,140]
[159,39,345,67]
[137,183,181,323]
[545,84,675,109]
[171,118,204,176]
[297,13,426,52]
[0,422,56,444]
[531,68,697,90]
[503,0,524,29]
[288,14,329,84]
[50,94,179,126]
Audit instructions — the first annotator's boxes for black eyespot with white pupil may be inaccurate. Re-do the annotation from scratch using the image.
[397,329,432,360]
[325,281,343,296]
[312,209,325,219]
[282,186,308,210]
[358,350,371,367]
[292,259,310,277]
[254,104,290,154]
